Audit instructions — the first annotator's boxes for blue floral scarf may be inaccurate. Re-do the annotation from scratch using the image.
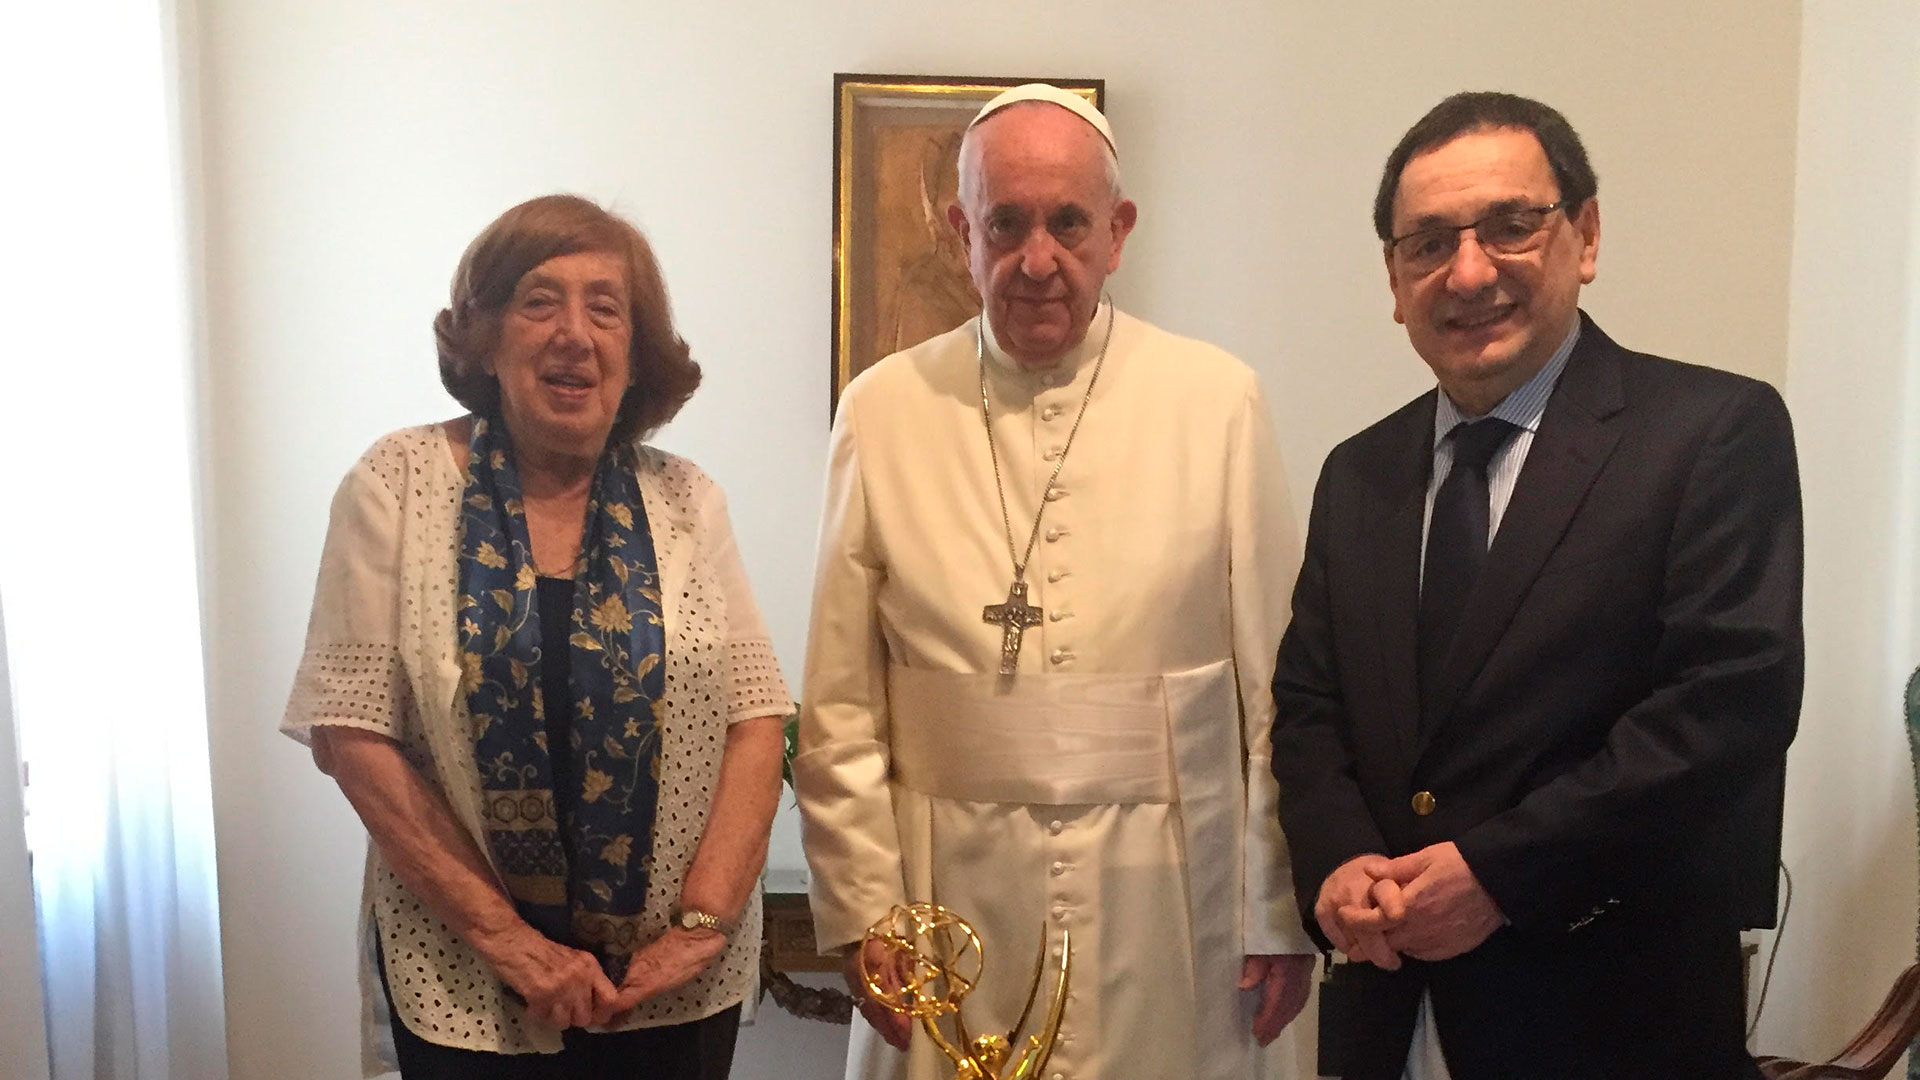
[457,415,666,981]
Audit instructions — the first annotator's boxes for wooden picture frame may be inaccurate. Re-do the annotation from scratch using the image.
[830,73,1104,418]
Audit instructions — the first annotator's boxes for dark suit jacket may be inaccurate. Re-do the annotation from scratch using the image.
[1271,314,1803,1079]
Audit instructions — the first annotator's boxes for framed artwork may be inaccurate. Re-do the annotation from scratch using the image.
[830,73,1104,417]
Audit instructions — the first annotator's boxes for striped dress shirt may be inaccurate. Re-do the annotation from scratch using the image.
[1421,320,1583,569]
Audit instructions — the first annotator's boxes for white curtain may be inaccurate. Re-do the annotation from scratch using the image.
[0,613,52,1080]
[0,1,228,1077]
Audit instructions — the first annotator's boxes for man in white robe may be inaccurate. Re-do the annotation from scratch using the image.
[794,85,1316,1080]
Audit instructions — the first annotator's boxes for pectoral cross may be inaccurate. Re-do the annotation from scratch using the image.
[982,579,1044,676]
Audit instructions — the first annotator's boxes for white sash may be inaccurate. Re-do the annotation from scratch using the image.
[885,667,1175,805]
[859,659,1252,1080]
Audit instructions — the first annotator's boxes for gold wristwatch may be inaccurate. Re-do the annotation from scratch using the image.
[673,905,736,938]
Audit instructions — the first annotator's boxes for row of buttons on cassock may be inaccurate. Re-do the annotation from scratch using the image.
[1039,385,1075,668]
[1028,372,1085,1080]
[1043,814,1079,1078]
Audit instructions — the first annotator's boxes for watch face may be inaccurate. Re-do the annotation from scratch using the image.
[679,911,700,929]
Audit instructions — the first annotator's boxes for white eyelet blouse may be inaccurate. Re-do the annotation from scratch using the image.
[281,425,791,1075]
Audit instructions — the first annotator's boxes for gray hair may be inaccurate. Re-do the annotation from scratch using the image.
[956,101,1124,209]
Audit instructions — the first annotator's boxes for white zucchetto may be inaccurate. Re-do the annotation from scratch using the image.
[967,82,1116,155]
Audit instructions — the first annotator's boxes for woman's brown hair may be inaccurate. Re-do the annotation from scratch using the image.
[434,194,701,442]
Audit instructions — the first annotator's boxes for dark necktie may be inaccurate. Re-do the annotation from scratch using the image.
[1419,417,1519,719]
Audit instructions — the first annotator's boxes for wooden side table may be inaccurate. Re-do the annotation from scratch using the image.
[760,891,854,1023]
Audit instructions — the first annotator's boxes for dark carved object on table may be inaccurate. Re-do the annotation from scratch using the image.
[758,891,854,1024]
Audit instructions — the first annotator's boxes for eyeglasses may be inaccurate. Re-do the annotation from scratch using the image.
[1387,201,1571,276]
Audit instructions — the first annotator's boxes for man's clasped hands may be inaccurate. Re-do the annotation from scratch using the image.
[1314,842,1507,969]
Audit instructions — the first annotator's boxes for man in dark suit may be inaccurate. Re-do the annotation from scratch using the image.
[1270,92,1803,1079]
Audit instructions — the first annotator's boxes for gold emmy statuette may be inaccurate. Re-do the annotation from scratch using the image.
[859,903,1070,1080]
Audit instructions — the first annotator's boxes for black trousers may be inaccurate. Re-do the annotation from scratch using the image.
[379,944,740,1080]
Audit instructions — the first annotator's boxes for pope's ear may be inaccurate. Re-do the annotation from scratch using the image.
[947,202,971,252]
[1106,199,1139,272]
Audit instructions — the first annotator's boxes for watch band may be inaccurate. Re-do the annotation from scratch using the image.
[673,905,736,937]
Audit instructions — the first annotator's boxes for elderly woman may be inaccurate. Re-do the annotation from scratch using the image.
[282,194,789,1080]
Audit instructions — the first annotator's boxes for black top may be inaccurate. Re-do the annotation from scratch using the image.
[536,575,578,859]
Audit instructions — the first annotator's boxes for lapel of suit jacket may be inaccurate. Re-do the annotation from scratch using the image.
[1419,314,1629,751]
[1358,392,1437,771]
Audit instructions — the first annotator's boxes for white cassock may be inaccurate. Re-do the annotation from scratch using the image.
[795,302,1314,1080]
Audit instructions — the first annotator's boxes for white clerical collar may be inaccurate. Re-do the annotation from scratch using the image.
[980,298,1114,381]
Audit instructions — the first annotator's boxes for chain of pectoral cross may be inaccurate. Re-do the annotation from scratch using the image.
[977,300,1116,675]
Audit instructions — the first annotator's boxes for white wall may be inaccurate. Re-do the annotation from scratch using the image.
[1762,0,1920,1064]
[189,2,1839,1077]
[1255,3,1801,502]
